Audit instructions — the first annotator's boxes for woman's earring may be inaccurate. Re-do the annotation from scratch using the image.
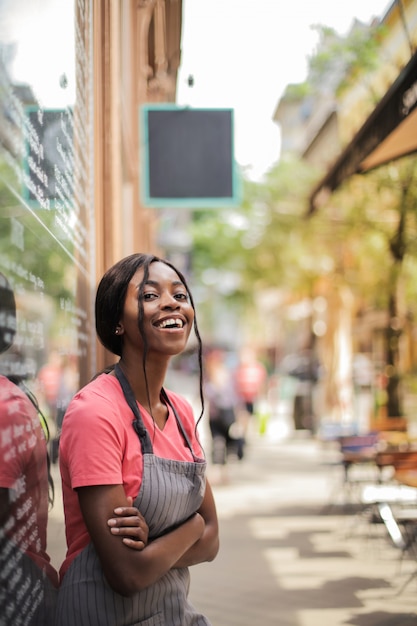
[115,327,120,335]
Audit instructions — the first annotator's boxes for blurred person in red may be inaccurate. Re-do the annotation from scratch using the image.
[235,347,267,417]
[36,350,63,424]
[0,273,58,625]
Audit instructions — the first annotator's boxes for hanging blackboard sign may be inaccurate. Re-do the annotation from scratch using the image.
[140,106,240,208]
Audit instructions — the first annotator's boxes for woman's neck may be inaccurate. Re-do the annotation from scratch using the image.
[118,355,168,408]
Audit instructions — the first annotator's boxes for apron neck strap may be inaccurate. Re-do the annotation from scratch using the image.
[160,387,199,460]
[114,362,199,460]
[114,362,153,454]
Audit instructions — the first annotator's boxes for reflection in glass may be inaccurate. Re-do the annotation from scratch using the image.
[0,273,58,624]
[0,1,94,622]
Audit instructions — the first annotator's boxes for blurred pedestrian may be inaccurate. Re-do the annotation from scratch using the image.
[56,253,219,626]
[234,347,268,437]
[205,349,245,483]
[0,273,58,625]
[282,349,319,432]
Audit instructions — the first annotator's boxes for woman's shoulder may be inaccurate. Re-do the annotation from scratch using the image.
[75,371,120,399]
[65,373,124,421]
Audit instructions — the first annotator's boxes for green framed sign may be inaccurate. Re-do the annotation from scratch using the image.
[140,105,241,208]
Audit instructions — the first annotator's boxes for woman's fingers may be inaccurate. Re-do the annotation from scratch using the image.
[107,501,149,549]
[108,512,142,526]
[109,524,146,539]
[121,537,146,549]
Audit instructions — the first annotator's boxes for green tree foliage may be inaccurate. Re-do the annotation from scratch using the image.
[190,156,320,311]
[308,22,385,97]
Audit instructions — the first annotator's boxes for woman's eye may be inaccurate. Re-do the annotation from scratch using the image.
[175,293,188,301]
[143,292,158,300]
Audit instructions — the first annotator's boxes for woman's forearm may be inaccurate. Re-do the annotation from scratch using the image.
[172,518,219,568]
[108,512,205,595]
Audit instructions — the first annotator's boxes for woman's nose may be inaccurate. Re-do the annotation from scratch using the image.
[161,293,179,309]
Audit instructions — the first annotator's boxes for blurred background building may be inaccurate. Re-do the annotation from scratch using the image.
[270,0,417,434]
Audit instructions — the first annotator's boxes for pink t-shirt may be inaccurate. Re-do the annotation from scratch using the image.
[59,373,204,579]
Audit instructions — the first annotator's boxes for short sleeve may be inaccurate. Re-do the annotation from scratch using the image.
[60,388,127,489]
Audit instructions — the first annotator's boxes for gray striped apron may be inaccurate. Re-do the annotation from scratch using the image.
[56,365,211,626]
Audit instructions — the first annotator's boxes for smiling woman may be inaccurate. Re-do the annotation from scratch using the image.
[56,253,219,626]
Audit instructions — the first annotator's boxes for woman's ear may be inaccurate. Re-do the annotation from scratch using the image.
[115,324,124,336]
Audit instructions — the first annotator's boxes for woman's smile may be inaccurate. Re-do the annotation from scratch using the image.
[153,316,185,330]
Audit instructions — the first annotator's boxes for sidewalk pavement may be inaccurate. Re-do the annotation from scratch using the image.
[190,427,417,626]
[48,424,417,626]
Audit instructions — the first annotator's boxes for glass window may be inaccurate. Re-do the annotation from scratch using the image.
[0,1,94,620]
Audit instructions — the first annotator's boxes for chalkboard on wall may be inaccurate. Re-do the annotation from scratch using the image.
[140,106,240,208]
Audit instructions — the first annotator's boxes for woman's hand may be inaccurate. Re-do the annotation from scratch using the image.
[107,496,149,550]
